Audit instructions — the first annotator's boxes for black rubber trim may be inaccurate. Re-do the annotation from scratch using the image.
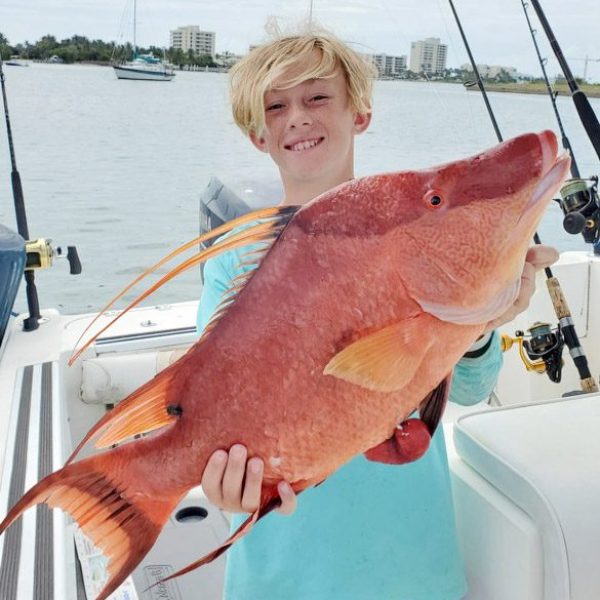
[462,334,494,359]
[34,362,54,599]
[0,365,33,599]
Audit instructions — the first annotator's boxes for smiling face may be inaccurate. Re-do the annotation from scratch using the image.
[249,62,371,205]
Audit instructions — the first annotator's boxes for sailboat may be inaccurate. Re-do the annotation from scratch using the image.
[112,0,175,81]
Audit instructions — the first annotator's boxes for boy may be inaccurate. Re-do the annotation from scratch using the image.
[197,31,557,599]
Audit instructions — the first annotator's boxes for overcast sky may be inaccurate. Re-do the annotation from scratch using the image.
[2,0,599,80]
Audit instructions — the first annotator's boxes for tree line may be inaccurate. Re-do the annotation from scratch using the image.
[0,33,218,68]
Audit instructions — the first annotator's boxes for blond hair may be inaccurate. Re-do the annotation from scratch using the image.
[230,32,377,137]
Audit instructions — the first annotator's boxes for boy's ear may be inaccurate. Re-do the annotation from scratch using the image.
[249,131,269,153]
[353,112,372,134]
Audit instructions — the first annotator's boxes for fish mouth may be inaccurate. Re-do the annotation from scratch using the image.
[523,131,571,215]
[525,152,571,214]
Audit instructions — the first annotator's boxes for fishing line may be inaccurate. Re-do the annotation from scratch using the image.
[520,0,580,177]
[528,0,600,160]
[432,0,485,143]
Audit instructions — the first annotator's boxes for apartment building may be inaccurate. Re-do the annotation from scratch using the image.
[170,26,216,57]
[409,38,447,74]
[461,63,518,79]
[371,54,407,77]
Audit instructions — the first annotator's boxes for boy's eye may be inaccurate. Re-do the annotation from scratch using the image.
[266,103,284,112]
[310,95,328,102]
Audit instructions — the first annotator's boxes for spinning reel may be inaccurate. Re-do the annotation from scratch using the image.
[557,177,600,247]
[501,321,565,383]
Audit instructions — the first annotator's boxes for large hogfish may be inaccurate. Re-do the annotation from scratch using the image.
[0,131,569,598]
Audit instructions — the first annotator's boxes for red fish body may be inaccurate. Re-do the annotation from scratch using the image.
[0,131,571,599]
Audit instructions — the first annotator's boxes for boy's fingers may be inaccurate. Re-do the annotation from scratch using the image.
[221,444,247,507]
[201,449,228,506]
[525,244,559,270]
[276,481,297,515]
[240,457,264,512]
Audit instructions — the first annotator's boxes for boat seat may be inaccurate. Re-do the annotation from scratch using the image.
[451,395,600,600]
[80,345,191,404]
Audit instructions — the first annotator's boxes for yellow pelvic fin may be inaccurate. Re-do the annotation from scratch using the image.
[323,314,434,392]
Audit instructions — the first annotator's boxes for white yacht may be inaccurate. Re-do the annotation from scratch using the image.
[113,55,175,82]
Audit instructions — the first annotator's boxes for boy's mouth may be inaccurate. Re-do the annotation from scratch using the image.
[285,137,324,152]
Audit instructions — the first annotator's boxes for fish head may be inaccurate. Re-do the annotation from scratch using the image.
[388,130,570,325]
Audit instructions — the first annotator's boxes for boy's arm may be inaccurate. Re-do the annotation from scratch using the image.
[449,332,503,406]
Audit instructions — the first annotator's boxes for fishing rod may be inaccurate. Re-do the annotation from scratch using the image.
[520,0,580,177]
[0,56,41,331]
[447,0,598,394]
[524,0,600,249]
[528,0,600,161]
[0,57,82,332]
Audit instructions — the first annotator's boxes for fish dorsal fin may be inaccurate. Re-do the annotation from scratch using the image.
[67,365,178,463]
[69,206,298,365]
[324,314,434,392]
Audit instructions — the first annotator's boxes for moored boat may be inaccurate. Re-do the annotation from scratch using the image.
[112,0,174,82]
[113,54,175,81]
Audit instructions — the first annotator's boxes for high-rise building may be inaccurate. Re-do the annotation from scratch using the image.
[370,54,407,77]
[170,26,216,58]
[409,38,447,74]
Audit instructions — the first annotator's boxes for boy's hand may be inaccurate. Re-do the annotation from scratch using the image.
[483,244,559,333]
[201,444,297,515]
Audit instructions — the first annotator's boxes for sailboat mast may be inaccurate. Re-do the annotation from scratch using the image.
[133,0,137,58]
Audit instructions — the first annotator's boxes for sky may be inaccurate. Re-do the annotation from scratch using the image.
[2,0,599,80]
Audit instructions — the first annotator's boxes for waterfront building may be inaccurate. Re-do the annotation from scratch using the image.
[409,38,447,74]
[461,63,518,79]
[170,26,216,58]
[370,54,407,77]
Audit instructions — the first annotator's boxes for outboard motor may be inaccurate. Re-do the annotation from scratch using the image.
[198,176,282,280]
[0,225,25,344]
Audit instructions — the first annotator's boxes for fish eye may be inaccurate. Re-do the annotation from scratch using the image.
[424,190,445,208]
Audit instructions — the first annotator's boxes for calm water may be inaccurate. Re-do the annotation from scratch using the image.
[1,63,599,314]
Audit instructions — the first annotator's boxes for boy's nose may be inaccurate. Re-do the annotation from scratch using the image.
[288,105,313,128]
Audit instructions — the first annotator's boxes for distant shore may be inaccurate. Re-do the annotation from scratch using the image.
[467,82,600,98]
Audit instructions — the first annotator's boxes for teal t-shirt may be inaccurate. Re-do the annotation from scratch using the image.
[197,234,503,600]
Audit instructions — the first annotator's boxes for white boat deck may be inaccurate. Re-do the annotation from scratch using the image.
[0,251,599,599]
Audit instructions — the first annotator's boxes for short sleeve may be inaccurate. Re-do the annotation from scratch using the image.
[449,331,503,406]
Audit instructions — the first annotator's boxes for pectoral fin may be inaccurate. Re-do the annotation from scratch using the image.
[323,315,432,392]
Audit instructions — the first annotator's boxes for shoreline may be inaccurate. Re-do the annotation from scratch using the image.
[467,82,600,98]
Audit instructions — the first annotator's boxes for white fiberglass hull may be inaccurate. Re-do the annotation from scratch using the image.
[113,65,175,81]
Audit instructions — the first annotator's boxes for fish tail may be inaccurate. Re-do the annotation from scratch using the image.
[0,452,186,600]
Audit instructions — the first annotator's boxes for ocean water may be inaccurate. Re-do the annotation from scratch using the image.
[0,63,599,315]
